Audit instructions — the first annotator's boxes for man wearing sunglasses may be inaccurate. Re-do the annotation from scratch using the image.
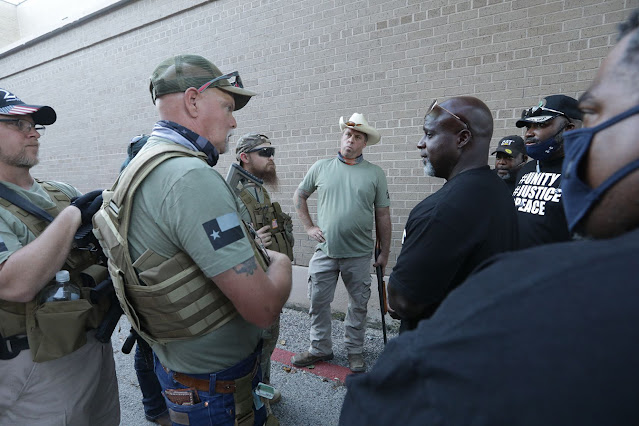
[94,55,292,425]
[341,9,639,425]
[235,132,295,403]
[292,112,391,373]
[0,90,120,425]
[512,95,582,248]
[387,97,518,331]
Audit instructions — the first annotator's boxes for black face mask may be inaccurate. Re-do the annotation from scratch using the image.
[525,123,567,161]
[561,104,639,232]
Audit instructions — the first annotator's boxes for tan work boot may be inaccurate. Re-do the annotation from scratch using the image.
[291,351,334,367]
[347,353,366,373]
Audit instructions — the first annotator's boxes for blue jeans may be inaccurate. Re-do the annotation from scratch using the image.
[134,339,168,421]
[153,347,266,426]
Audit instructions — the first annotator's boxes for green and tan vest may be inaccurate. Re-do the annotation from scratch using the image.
[93,144,269,345]
[0,181,109,362]
[238,184,294,261]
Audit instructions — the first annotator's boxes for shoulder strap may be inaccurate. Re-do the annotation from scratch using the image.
[98,143,207,287]
[0,183,54,223]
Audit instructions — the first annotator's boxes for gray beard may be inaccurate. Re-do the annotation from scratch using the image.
[423,161,436,177]
[0,149,38,169]
[498,171,511,181]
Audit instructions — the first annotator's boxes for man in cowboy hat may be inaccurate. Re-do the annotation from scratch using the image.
[291,112,391,373]
[387,97,518,331]
[492,135,528,192]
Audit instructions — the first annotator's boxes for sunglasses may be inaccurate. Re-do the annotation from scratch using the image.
[248,146,275,158]
[426,99,472,133]
[197,71,244,93]
[522,105,569,121]
[344,121,362,127]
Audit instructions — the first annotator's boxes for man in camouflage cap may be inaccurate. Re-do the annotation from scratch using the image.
[234,132,295,404]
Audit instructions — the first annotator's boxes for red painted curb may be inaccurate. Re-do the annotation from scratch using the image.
[271,347,354,384]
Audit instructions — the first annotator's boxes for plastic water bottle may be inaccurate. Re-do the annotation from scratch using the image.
[39,270,81,303]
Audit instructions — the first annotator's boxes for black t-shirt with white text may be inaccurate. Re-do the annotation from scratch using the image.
[513,158,569,249]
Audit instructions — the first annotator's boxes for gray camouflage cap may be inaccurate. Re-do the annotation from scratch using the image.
[235,133,272,161]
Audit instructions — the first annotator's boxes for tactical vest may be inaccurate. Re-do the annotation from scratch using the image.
[0,181,109,362]
[239,185,294,261]
[93,143,269,345]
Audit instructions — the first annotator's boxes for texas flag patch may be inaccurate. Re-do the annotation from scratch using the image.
[203,213,244,250]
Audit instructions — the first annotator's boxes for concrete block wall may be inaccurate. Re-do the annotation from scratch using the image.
[0,3,20,47]
[0,0,637,270]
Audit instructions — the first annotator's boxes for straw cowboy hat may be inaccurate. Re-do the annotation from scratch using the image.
[339,113,381,145]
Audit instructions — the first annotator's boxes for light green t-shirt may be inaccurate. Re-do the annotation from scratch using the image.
[298,157,390,258]
[128,139,261,374]
[0,180,80,265]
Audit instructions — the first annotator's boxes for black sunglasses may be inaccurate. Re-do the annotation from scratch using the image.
[248,147,275,157]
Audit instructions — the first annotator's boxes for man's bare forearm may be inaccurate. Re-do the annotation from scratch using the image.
[293,188,315,230]
[0,206,81,302]
[375,207,392,257]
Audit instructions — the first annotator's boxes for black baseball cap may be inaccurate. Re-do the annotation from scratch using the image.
[491,135,525,157]
[0,88,56,125]
[515,95,582,128]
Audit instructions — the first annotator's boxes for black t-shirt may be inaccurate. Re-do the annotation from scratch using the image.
[340,228,639,426]
[513,157,570,248]
[389,166,518,323]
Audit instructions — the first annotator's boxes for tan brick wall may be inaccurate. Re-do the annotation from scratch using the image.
[0,0,637,269]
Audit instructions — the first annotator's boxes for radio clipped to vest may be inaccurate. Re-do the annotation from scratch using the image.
[93,142,270,345]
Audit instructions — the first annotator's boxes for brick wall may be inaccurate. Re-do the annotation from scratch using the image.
[0,0,637,269]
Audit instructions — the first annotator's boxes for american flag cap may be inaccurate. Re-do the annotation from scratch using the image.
[0,88,56,125]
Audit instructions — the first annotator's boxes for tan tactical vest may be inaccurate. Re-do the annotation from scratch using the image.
[93,143,269,345]
[239,185,294,261]
[0,181,109,362]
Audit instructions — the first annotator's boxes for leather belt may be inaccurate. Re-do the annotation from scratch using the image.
[170,358,259,394]
[173,372,237,394]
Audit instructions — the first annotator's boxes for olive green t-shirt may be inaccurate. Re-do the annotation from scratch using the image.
[128,139,261,374]
[0,180,80,265]
[298,157,390,258]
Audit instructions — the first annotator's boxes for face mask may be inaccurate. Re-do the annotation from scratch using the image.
[561,104,639,232]
[525,124,566,161]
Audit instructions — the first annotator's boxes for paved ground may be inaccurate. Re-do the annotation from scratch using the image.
[114,271,399,426]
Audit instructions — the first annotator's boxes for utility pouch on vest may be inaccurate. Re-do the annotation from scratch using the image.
[234,365,258,426]
[0,300,26,339]
[25,286,104,363]
[0,181,110,362]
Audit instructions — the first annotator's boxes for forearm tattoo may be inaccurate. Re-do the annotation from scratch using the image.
[233,257,258,276]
